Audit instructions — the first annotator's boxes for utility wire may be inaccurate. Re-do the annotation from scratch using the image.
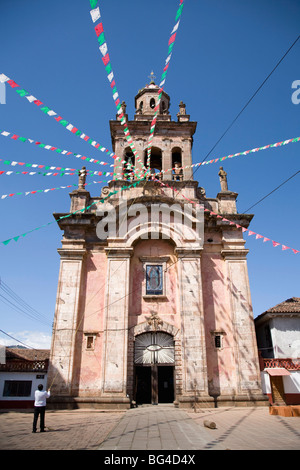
[0,278,52,327]
[0,328,33,349]
[197,34,300,167]
[242,169,300,213]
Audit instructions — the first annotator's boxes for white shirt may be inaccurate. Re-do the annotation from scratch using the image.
[34,390,50,407]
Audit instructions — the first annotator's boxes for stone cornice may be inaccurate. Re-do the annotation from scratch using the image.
[57,248,86,260]
[221,248,249,260]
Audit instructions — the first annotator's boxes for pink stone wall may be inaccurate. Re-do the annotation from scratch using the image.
[73,251,107,394]
[128,239,180,330]
[201,252,237,395]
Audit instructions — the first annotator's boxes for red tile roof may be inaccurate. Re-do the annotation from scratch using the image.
[263,297,300,314]
[5,348,50,361]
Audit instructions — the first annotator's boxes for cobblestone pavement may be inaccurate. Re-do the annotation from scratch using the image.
[187,406,300,450]
[0,405,300,451]
[99,405,300,451]
[0,409,125,450]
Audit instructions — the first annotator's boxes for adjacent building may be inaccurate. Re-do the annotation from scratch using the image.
[0,348,49,409]
[255,297,300,405]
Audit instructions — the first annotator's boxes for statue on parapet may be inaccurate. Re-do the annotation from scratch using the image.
[78,166,87,190]
[218,166,228,192]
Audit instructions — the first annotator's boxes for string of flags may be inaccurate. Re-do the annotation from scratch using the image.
[0,5,297,256]
[147,0,184,168]
[0,129,113,168]
[150,135,300,178]
[1,177,145,246]
[0,157,76,172]
[0,180,108,200]
[0,170,76,176]
[0,157,114,177]
[158,180,299,254]
[0,128,138,178]
[0,73,118,160]
[89,0,146,178]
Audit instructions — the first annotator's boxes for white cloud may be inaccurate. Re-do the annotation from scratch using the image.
[0,331,52,349]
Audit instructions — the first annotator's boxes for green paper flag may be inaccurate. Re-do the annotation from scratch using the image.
[90,0,97,8]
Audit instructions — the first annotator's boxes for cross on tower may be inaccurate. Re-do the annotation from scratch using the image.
[148,71,156,84]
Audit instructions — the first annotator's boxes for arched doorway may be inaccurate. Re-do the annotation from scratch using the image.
[134,332,175,405]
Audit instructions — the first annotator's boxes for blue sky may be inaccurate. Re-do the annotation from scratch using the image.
[0,0,299,348]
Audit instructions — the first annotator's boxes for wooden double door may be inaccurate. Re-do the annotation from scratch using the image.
[135,365,174,405]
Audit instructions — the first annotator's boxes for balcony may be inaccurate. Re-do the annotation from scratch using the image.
[0,359,49,373]
[260,357,300,371]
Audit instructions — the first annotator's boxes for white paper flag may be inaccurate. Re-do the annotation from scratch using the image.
[171,20,180,34]
[25,95,37,103]
[90,7,101,23]
[99,43,108,56]
[107,72,114,82]
[0,74,9,83]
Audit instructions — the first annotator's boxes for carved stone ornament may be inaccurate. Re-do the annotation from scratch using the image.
[101,186,110,197]
[146,312,163,331]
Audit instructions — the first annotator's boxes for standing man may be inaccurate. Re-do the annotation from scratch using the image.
[32,384,50,433]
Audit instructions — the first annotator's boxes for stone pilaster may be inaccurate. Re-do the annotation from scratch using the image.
[48,248,86,396]
[222,248,265,401]
[175,248,212,406]
[101,248,133,398]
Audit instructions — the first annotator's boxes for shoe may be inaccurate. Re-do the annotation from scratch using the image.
[32,430,36,433]
[40,429,46,432]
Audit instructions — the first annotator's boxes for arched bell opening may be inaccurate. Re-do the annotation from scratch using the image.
[144,147,163,180]
[123,147,135,180]
[172,147,183,181]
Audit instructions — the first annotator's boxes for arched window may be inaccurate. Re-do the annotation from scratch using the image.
[150,98,155,109]
[134,332,175,364]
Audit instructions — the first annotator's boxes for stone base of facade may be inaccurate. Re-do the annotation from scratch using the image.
[177,393,269,409]
[47,396,131,410]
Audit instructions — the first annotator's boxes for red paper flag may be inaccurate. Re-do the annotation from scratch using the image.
[272,241,280,247]
[103,52,111,65]
[168,33,177,45]
[7,80,19,88]
[95,23,104,37]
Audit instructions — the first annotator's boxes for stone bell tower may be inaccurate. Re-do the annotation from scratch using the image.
[110,75,196,182]
[48,76,266,410]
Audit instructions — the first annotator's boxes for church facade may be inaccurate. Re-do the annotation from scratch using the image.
[48,80,266,409]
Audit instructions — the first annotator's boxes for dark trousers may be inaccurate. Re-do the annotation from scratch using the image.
[33,406,46,431]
